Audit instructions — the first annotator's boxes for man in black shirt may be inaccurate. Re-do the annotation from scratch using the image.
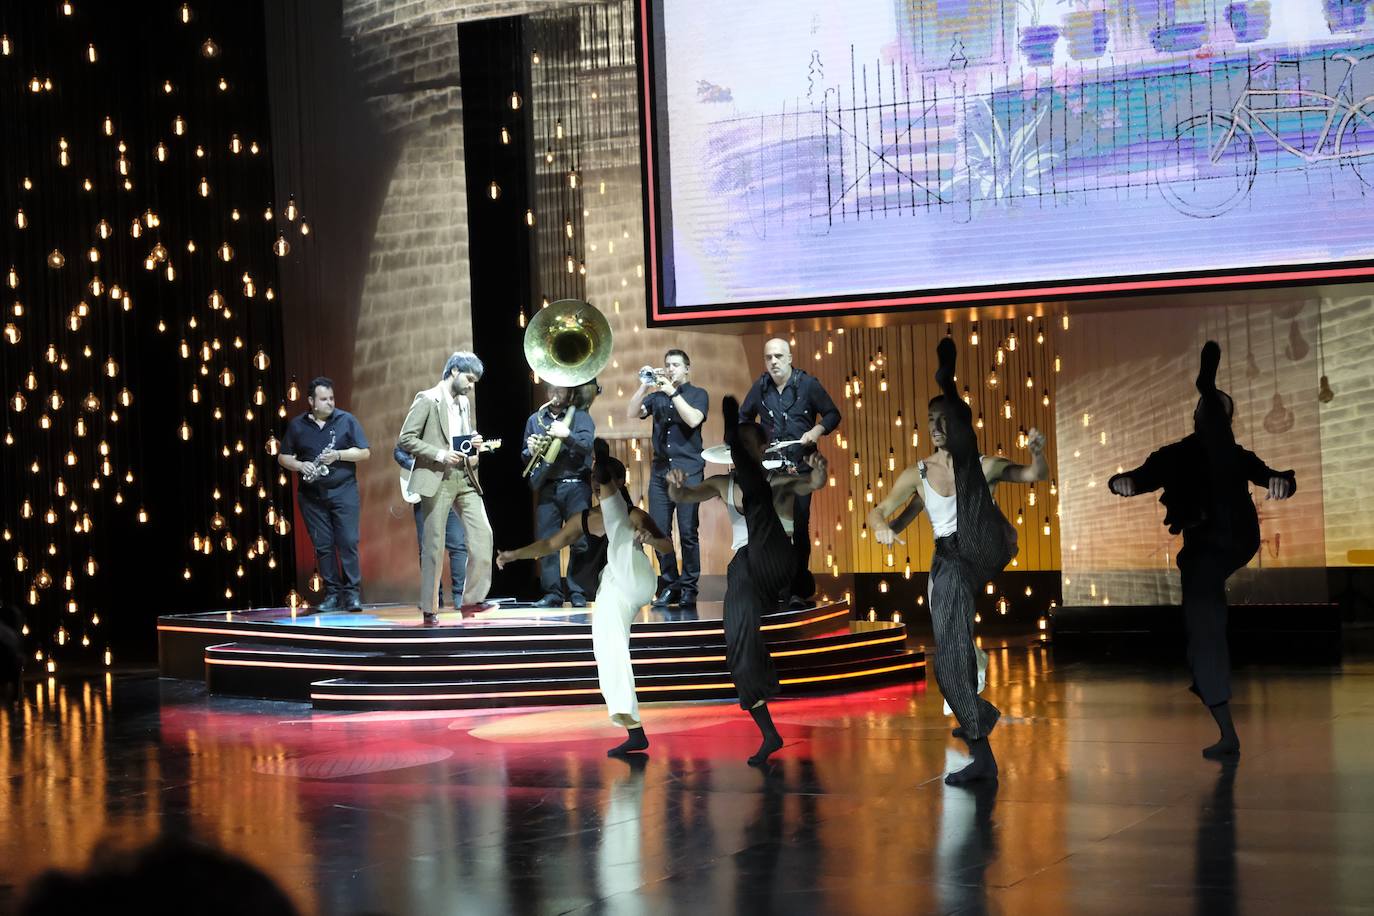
[739,338,841,608]
[278,377,372,612]
[628,349,709,610]
[520,383,597,606]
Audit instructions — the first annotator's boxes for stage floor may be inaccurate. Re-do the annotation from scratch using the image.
[4,647,1374,915]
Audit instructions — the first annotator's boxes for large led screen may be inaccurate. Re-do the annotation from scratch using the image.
[639,0,1374,323]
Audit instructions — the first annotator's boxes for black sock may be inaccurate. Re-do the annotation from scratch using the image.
[608,726,649,757]
[1203,702,1240,759]
[748,703,784,766]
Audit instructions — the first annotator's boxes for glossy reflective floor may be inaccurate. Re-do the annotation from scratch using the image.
[3,646,1374,915]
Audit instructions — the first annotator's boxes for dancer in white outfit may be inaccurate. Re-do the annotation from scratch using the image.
[497,442,671,755]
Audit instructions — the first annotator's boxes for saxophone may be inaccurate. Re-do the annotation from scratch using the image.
[300,431,336,484]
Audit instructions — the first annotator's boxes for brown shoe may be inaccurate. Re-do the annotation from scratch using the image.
[421,611,440,626]
[458,600,499,616]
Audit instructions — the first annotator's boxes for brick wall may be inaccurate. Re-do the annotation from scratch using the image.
[339,4,473,604]
[1055,293,1370,607]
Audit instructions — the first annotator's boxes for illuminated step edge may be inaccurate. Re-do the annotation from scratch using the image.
[306,651,926,711]
[158,601,855,681]
[204,626,911,701]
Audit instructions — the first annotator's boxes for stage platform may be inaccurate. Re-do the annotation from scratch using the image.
[157,599,924,710]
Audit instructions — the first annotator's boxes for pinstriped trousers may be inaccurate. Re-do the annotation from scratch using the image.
[932,388,1012,741]
[930,534,1001,739]
[723,445,796,709]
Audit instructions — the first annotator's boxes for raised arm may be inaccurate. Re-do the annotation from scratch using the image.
[629,507,674,554]
[985,428,1050,485]
[1109,447,1172,497]
[1239,449,1297,500]
[627,371,655,421]
[867,465,924,545]
[777,452,829,497]
[666,468,725,505]
[496,513,587,568]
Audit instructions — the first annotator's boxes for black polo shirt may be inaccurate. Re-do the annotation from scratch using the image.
[739,368,841,447]
[641,382,709,473]
[281,408,369,494]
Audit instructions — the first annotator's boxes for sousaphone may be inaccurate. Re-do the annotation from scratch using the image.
[522,299,613,488]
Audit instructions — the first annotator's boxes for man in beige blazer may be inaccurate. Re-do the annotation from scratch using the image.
[398,351,496,623]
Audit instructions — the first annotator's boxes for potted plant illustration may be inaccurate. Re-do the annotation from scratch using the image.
[1147,0,1209,52]
[1018,0,1060,65]
[1226,0,1271,43]
[1058,0,1109,59]
[1323,0,1369,33]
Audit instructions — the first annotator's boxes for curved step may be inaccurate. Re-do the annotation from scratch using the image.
[307,650,925,710]
[204,624,911,700]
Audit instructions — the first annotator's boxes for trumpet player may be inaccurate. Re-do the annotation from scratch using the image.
[628,349,707,611]
[521,383,597,607]
[278,377,372,613]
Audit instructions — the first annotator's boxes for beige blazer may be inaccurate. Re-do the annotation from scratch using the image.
[397,381,471,499]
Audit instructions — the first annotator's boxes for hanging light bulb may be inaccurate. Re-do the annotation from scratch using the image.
[272,234,290,256]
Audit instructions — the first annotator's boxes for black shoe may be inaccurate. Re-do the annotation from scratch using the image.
[534,595,563,608]
[678,597,697,612]
[421,611,440,626]
[569,594,588,608]
[316,593,344,613]
[652,587,680,608]
[787,595,810,611]
[343,592,363,612]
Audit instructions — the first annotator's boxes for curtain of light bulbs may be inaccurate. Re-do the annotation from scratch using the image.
[0,1,296,670]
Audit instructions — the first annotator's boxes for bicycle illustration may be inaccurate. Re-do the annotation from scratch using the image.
[1159,53,1374,218]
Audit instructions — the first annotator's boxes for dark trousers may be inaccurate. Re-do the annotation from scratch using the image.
[784,489,817,600]
[535,479,592,601]
[648,464,702,599]
[723,437,796,709]
[929,534,1001,739]
[1179,541,1253,707]
[411,504,467,607]
[297,482,361,597]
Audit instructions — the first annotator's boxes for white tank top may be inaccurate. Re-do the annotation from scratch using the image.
[726,476,793,550]
[726,478,748,549]
[919,460,959,537]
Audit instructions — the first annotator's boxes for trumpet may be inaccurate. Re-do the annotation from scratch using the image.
[639,366,668,387]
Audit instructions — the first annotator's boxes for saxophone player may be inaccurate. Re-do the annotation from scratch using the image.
[520,383,597,607]
[278,377,372,612]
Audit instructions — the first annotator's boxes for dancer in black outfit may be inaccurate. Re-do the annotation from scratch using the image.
[1110,341,1295,760]
[922,338,1019,784]
[668,397,826,765]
